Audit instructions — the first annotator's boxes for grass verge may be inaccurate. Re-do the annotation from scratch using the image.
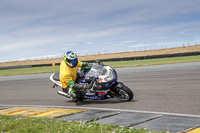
[1,55,200,76]
[104,55,200,68]
[0,115,165,133]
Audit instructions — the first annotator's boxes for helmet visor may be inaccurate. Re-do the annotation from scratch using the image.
[69,58,78,67]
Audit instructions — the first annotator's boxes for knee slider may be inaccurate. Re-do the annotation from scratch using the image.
[71,91,81,99]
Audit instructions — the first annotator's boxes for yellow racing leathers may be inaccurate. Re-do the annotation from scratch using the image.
[59,60,92,101]
[59,60,82,89]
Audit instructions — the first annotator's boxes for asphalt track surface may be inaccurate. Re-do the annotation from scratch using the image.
[0,62,200,116]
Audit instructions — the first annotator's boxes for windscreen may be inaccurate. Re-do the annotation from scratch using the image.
[86,64,107,77]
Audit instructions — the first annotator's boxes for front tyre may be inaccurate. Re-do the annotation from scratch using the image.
[113,85,134,101]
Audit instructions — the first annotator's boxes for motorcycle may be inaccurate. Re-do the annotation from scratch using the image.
[50,61,133,101]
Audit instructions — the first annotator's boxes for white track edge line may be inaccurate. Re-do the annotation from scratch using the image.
[0,104,200,118]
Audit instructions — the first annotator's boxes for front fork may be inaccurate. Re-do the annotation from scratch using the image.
[109,82,124,96]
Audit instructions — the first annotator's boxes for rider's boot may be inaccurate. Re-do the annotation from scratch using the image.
[69,89,81,102]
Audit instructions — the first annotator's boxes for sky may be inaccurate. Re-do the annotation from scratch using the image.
[0,0,200,62]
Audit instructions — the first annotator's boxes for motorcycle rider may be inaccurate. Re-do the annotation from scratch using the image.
[60,51,92,101]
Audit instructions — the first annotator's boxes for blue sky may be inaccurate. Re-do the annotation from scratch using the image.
[0,0,200,62]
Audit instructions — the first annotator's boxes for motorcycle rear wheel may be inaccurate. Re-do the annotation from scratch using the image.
[113,85,134,101]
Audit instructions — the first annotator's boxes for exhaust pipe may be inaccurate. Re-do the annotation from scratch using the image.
[57,91,70,98]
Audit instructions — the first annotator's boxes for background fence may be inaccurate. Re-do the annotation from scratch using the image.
[1,51,200,70]
[1,43,199,63]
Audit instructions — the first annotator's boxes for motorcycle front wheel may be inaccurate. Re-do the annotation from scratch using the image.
[113,85,134,101]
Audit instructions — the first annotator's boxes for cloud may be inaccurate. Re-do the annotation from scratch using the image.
[128,44,151,48]
[0,0,200,61]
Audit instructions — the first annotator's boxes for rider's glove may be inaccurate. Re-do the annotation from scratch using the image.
[82,62,92,68]
[86,63,93,67]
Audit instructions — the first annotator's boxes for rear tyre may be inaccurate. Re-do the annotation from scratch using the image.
[113,85,134,101]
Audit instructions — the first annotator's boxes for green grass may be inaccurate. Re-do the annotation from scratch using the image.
[0,66,60,76]
[0,115,165,133]
[104,55,200,68]
[1,55,200,76]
